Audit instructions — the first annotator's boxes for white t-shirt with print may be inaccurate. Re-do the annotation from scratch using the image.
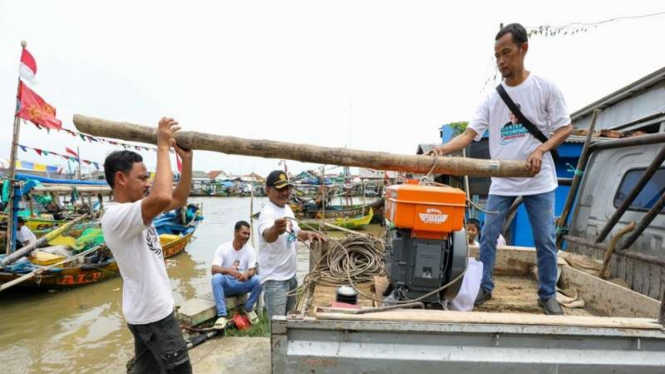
[17,225,37,244]
[212,241,257,274]
[468,74,570,196]
[102,200,173,325]
[257,201,300,284]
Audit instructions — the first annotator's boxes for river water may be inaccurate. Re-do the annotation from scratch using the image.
[0,196,377,374]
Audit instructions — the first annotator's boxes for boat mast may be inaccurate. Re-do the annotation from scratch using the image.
[5,41,28,255]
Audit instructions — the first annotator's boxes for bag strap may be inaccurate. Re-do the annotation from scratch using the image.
[496,84,559,160]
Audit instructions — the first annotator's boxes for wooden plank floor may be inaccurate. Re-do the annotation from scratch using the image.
[315,309,661,330]
[475,275,596,316]
[304,282,376,316]
[302,274,597,317]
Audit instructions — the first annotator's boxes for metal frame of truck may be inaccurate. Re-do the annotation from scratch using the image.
[270,247,665,373]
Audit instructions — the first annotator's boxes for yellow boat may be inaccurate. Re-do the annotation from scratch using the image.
[300,208,373,231]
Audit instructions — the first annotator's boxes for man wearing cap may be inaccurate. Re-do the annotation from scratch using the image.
[258,170,326,318]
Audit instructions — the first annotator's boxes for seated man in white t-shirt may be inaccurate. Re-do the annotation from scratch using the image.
[211,220,262,330]
[17,217,37,247]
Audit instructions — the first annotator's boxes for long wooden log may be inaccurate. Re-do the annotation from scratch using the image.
[73,114,534,178]
[32,186,111,194]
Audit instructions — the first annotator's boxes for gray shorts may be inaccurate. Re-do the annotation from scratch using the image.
[127,313,192,374]
[263,276,298,319]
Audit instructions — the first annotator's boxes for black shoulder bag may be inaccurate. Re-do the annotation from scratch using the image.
[496,84,559,160]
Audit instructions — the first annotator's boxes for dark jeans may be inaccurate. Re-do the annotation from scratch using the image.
[127,313,192,374]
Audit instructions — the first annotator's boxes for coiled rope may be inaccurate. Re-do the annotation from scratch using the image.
[308,235,386,287]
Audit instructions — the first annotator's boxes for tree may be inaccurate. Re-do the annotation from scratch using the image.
[448,121,469,136]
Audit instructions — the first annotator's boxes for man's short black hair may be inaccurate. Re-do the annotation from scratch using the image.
[104,150,143,188]
[495,23,528,46]
[235,220,250,231]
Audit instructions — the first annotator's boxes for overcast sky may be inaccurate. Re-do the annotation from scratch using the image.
[1,0,663,177]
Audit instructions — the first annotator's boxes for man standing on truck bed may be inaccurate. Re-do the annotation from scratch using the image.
[431,23,572,315]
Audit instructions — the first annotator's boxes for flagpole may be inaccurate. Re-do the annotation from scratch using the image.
[8,87,21,182]
[5,41,27,255]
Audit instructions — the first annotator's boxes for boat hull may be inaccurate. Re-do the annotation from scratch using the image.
[0,232,195,291]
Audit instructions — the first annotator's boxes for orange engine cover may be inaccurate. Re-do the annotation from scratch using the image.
[385,184,466,237]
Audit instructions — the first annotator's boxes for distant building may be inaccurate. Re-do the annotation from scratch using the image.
[415,143,439,156]
[358,168,398,180]
[208,170,228,182]
[241,172,265,183]
[192,170,212,194]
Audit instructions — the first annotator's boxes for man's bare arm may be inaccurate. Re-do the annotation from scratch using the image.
[526,124,573,174]
[142,118,179,225]
[263,218,288,243]
[430,128,479,156]
[166,145,193,211]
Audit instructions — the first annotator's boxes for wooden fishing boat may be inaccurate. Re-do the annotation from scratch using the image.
[0,212,65,232]
[160,231,196,258]
[314,198,383,224]
[300,208,373,231]
[32,221,100,238]
[291,197,384,222]
[0,214,201,290]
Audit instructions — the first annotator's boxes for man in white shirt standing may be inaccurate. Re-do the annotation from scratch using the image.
[211,220,262,330]
[432,23,572,315]
[258,170,326,319]
[101,117,193,373]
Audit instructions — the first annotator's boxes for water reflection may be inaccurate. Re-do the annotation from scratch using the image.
[0,195,376,373]
[0,197,268,374]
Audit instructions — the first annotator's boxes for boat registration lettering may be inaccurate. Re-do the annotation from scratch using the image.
[57,272,102,286]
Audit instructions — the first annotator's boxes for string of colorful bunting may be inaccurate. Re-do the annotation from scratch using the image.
[23,121,160,153]
[18,144,101,170]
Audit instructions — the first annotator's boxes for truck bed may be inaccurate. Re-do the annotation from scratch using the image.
[475,274,595,316]
[273,246,665,373]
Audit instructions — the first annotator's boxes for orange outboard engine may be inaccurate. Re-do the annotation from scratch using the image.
[384,184,468,303]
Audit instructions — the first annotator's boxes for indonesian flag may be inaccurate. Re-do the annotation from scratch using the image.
[19,48,37,84]
[176,154,182,173]
[17,81,62,130]
[65,147,79,157]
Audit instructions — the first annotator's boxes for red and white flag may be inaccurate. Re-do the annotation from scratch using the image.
[19,48,37,84]
[175,154,183,173]
[65,147,79,157]
[17,81,62,130]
